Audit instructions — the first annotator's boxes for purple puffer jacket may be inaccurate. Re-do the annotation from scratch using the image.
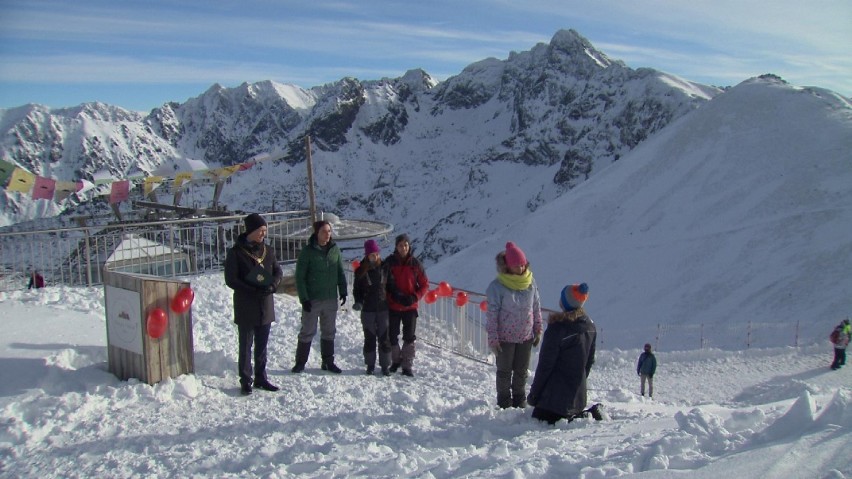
[485,278,542,347]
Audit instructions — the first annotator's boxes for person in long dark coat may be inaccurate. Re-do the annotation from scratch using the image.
[528,283,596,425]
[224,213,283,396]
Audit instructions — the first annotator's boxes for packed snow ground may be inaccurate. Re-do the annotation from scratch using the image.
[1,275,850,478]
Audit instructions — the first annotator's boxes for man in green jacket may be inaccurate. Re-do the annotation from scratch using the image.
[292,220,348,373]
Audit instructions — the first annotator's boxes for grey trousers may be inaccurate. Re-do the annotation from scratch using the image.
[641,374,654,397]
[298,298,338,343]
[495,340,533,408]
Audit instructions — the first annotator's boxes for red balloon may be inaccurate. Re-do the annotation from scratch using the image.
[424,290,438,304]
[479,300,488,312]
[437,281,453,297]
[455,291,469,307]
[171,287,194,314]
[146,307,168,339]
[352,260,360,271]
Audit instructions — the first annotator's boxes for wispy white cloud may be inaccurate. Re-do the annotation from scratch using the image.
[0,0,849,110]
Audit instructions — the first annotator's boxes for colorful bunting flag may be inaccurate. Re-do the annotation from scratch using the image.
[173,172,193,189]
[1,155,275,202]
[54,181,78,202]
[77,179,95,194]
[7,168,35,193]
[0,159,15,186]
[109,180,130,204]
[32,176,56,200]
[144,176,164,195]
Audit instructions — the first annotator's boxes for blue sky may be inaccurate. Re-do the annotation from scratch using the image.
[1,0,849,112]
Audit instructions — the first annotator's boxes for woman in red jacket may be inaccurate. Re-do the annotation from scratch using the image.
[384,234,429,377]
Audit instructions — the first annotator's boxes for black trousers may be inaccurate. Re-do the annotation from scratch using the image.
[238,323,271,385]
[389,309,418,368]
[831,347,847,369]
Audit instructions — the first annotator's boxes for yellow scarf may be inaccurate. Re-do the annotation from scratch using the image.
[497,269,533,291]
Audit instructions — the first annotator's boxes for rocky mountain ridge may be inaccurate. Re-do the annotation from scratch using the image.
[0,29,720,263]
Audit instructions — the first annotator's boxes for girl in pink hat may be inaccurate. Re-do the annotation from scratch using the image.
[485,242,543,409]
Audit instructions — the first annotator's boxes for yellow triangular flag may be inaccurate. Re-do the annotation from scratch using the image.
[7,168,35,193]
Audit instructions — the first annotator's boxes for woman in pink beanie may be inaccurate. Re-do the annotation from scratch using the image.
[485,242,543,409]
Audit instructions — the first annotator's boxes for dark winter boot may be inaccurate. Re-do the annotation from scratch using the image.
[401,341,416,371]
[240,379,252,396]
[320,339,342,374]
[496,370,512,409]
[364,349,377,375]
[291,341,311,373]
[390,344,402,372]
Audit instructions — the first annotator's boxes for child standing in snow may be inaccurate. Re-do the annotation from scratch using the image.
[830,319,851,370]
[352,240,392,376]
[486,242,543,409]
[637,343,657,397]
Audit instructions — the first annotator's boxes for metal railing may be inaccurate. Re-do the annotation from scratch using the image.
[0,211,312,290]
[4,219,834,358]
[419,286,493,364]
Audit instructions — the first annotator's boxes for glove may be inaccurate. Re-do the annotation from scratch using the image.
[532,333,541,347]
[301,300,312,312]
[352,302,363,311]
[265,285,276,294]
[340,295,347,306]
[490,344,502,356]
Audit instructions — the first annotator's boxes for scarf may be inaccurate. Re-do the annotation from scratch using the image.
[497,268,533,291]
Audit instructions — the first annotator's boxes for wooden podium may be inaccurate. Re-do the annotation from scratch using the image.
[103,270,195,385]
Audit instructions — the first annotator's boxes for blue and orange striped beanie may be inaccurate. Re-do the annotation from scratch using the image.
[560,283,589,311]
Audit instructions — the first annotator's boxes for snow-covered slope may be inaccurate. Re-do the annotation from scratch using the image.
[428,77,852,349]
[1,274,850,477]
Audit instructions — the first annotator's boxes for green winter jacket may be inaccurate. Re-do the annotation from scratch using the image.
[295,234,347,304]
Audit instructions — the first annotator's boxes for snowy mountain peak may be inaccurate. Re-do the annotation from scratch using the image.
[549,28,615,70]
[398,68,439,90]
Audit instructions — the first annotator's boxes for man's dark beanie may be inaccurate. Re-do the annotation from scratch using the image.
[244,213,267,234]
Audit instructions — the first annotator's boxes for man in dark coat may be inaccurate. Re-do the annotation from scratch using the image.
[224,213,283,395]
[528,283,596,425]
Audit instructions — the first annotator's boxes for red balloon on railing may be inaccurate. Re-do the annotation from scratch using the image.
[425,290,438,304]
[146,307,168,339]
[437,281,453,297]
[170,286,194,314]
[479,300,488,312]
[455,291,468,307]
[352,260,360,271]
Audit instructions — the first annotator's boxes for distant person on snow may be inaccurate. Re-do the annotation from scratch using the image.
[352,239,392,376]
[27,270,45,289]
[528,283,596,425]
[637,343,657,397]
[486,242,543,409]
[829,319,851,370]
